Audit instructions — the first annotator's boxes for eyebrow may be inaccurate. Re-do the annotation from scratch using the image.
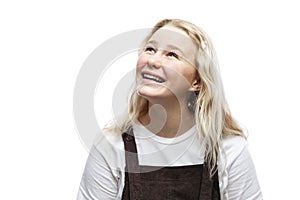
[146,40,185,56]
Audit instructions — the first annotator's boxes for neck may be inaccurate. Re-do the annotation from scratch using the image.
[139,98,195,138]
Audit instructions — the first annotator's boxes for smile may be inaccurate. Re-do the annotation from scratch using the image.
[142,73,165,83]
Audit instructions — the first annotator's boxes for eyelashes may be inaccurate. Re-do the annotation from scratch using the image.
[144,46,155,53]
[166,52,179,59]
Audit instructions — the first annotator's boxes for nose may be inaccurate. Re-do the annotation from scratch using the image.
[147,52,162,69]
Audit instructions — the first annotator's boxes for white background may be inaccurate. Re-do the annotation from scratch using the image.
[1,0,299,199]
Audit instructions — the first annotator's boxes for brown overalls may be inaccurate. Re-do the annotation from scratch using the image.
[121,128,220,200]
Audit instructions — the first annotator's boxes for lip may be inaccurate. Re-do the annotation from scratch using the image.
[141,71,166,83]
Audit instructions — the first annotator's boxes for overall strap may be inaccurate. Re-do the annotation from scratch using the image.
[199,164,220,200]
[122,127,141,200]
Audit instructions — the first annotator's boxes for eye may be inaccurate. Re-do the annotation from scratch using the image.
[167,52,179,59]
[144,46,156,53]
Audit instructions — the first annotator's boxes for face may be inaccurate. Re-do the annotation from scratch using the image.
[136,25,200,102]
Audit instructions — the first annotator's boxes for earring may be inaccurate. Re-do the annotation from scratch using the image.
[187,91,199,112]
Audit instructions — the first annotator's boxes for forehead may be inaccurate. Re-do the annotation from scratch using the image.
[147,26,197,63]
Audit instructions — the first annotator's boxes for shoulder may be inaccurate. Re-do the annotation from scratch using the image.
[91,128,125,169]
[220,135,252,173]
[94,128,124,151]
[221,135,247,160]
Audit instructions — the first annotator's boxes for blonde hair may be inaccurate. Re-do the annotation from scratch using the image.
[105,19,246,176]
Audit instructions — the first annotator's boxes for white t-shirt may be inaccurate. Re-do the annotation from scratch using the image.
[77,123,263,200]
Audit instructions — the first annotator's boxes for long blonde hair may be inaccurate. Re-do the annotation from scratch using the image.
[106,19,246,176]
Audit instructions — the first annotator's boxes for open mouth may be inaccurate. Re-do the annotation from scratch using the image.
[142,73,165,83]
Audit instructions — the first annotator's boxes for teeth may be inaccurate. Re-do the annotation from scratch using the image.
[143,73,164,83]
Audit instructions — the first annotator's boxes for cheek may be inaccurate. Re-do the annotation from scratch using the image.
[135,55,147,81]
[136,54,147,71]
[170,65,197,84]
[183,70,197,84]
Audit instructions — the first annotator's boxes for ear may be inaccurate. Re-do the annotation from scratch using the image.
[189,78,201,92]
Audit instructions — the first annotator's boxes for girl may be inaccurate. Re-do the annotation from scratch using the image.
[77,19,263,200]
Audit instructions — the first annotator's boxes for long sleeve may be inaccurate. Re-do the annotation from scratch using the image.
[220,136,263,200]
[77,146,119,200]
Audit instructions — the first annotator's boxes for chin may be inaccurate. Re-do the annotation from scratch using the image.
[137,88,155,98]
[137,88,158,99]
